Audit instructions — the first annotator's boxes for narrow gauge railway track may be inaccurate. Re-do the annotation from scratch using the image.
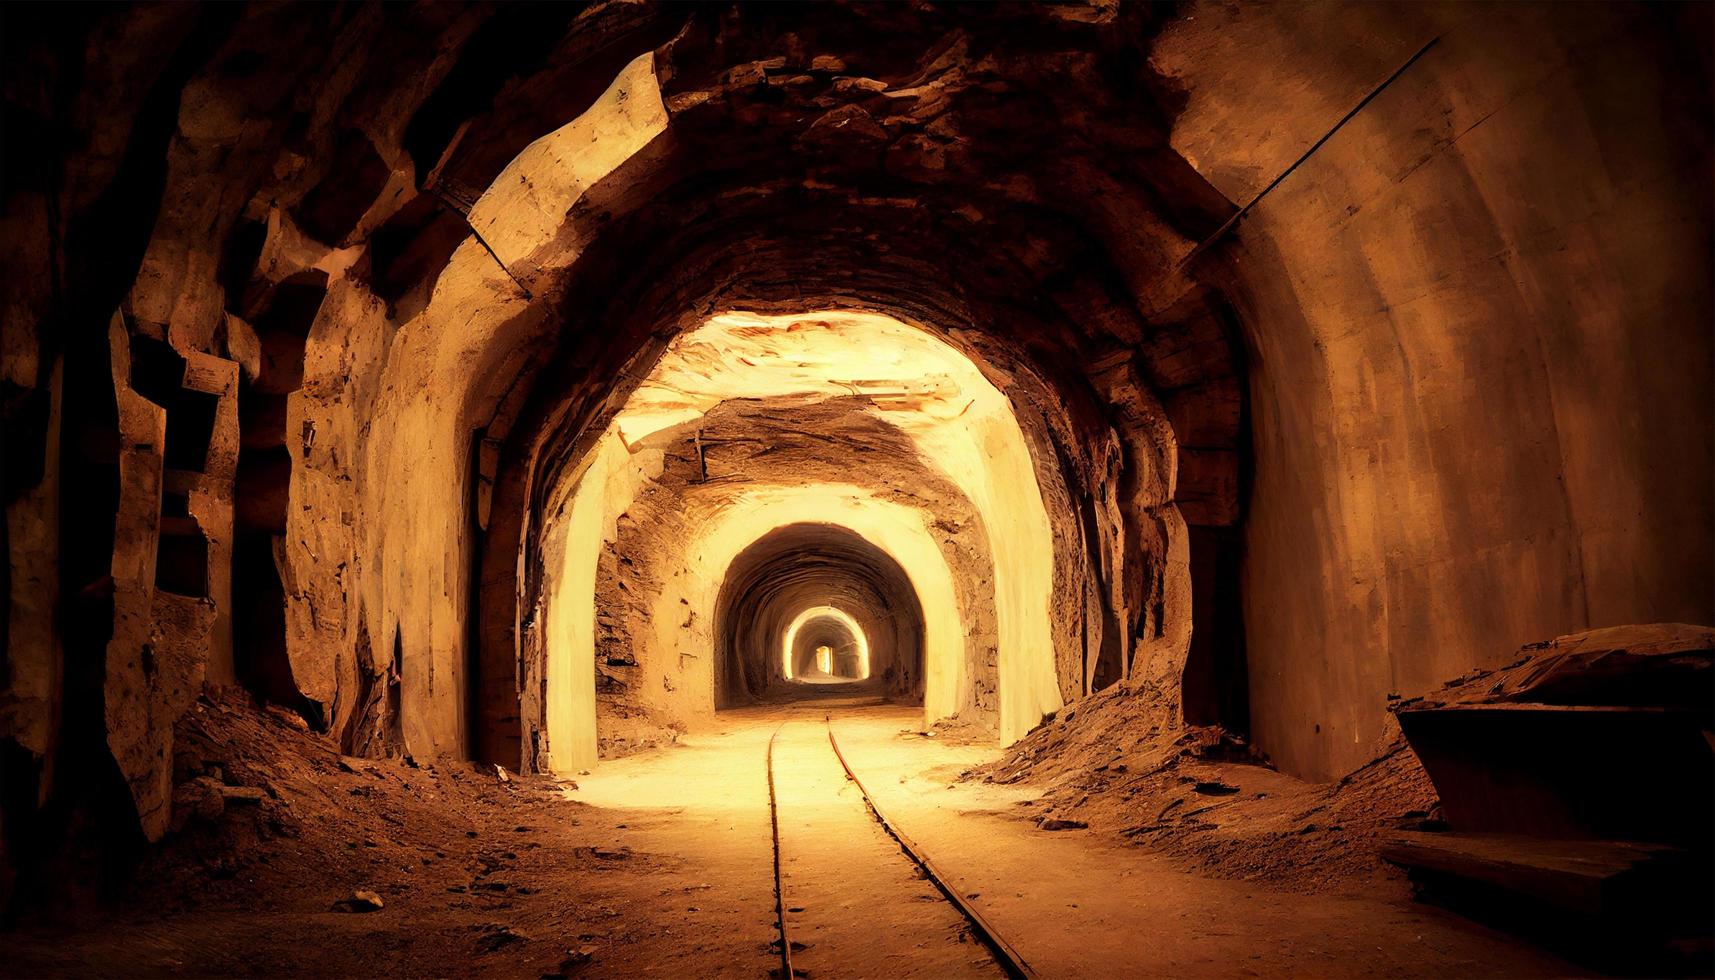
[765,717,1035,979]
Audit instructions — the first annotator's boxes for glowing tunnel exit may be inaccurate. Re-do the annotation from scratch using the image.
[537,309,1065,774]
[783,606,871,682]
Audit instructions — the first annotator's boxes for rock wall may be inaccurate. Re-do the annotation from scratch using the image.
[1156,0,1715,778]
[2,3,1707,894]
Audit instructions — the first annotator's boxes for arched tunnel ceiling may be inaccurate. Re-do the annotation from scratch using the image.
[544,310,1063,748]
[785,609,869,681]
[429,26,1238,776]
[611,311,1024,448]
[5,0,1707,846]
[584,396,1003,732]
[524,308,1067,768]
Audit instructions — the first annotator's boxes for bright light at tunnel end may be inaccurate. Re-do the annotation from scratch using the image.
[545,305,1062,769]
[782,605,870,681]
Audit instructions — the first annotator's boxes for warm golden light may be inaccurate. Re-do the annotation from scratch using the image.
[538,310,1064,773]
[671,486,963,713]
[627,312,1064,743]
[783,605,871,681]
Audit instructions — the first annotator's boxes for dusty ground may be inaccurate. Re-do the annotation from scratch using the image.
[2,692,1581,978]
[3,692,767,978]
[969,683,1441,895]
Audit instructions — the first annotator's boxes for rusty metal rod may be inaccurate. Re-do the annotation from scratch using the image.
[766,723,796,979]
[1178,35,1441,269]
[824,717,1036,979]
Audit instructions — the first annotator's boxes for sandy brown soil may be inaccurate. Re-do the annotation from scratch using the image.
[3,693,1580,978]
[3,692,770,978]
[768,717,1000,977]
[970,683,1440,895]
[833,707,1582,979]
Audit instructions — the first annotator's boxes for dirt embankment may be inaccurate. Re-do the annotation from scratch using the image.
[971,685,1439,894]
[5,691,648,977]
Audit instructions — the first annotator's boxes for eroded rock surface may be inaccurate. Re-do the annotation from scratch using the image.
[2,3,1708,902]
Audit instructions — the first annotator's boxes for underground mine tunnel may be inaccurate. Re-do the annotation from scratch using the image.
[2,2,1712,977]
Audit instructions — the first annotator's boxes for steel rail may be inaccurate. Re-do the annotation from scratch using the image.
[824,717,1037,979]
[766,723,795,979]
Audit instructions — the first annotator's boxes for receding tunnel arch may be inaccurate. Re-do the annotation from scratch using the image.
[8,8,1710,925]
[602,311,1065,740]
[452,44,1211,776]
[716,524,923,707]
[444,46,1209,774]
[784,609,870,681]
[517,306,1090,774]
[532,471,981,773]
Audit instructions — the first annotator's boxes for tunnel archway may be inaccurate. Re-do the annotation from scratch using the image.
[715,524,923,708]
[538,477,978,771]
[518,304,1091,773]
[6,13,1711,956]
[358,44,1221,776]
[784,607,870,682]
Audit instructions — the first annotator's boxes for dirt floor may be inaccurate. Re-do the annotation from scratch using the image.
[968,683,1442,894]
[1,692,1583,978]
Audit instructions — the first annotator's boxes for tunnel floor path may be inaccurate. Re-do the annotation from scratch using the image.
[770,717,997,977]
[0,694,1585,977]
[573,701,1585,978]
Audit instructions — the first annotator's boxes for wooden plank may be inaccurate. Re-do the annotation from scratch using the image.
[1381,831,1684,917]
